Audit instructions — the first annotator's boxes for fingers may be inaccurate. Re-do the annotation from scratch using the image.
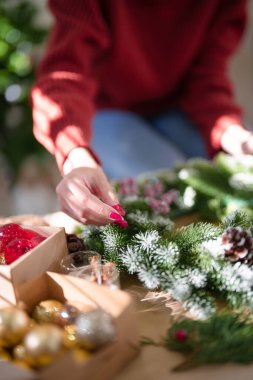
[242,134,253,155]
[93,168,126,216]
[93,168,118,205]
[56,172,127,226]
[83,195,128,226]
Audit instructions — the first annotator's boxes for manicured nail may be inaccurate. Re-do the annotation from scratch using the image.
[112,204,126,216]
[109,212,124,222]
[117,220,128,228]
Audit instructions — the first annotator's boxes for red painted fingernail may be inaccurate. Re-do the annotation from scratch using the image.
[112,204,126,216]
[109,212,124,222]
[117,220,128,228]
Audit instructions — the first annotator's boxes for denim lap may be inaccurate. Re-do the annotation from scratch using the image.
[151,110,207,158]
[91,110,206,179]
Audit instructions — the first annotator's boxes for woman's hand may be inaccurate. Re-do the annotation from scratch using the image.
[56,148,127,226]
[221,125,253,155]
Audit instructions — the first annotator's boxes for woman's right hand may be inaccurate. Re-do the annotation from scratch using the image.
[56,147,127,226]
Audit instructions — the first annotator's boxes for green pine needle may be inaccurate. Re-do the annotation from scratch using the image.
[165,313,253,371]
[221,210,253,231]
[173,222,221,265]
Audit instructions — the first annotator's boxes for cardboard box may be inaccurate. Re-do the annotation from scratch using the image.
[1,272,140,380]
[0,226,68,304]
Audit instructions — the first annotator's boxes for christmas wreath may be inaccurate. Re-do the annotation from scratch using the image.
[110,152,253,223]
[76,153,253,369]
[79,210,253,320]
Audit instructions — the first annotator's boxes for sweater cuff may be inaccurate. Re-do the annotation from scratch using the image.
[54,125,101,174]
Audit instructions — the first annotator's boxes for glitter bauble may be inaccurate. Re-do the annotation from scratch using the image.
[59,304,79,327]
[33,300,64,325]
[63,324,78,349]
[72,348,91,363]
[75,309,115,350]
[0,307,30,347]
[12,359,30,370]
[23,325,64,367]
[13,344,27,361]
[0,349,11,362]
[4,239,35,264]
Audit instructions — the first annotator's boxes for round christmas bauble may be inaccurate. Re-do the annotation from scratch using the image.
[13,344,27,361]
[63,324,78,348]
[0,349,11,361]
[12,359,30,370]
[59,304,79,327]
[23,325,64,367]
[72,348,92,363]
[75,309,115,350]
[33,300,64,325]
[0,307,30,347]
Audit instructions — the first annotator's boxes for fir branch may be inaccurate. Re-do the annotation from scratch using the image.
[173,222,221,265]
[165,313,253,371]
[177,158,232,199]
[79,227,105,254]
[100,225,129,267]
[215,152,253,176]
[221,210,253,231]
[121,197,151,214]
[127,210,174,234]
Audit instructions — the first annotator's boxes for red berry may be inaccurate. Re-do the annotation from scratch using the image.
[4,239,35,264]
[175,329,188,342]
[0,223,25,239]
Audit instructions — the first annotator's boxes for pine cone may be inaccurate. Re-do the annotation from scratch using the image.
[66,233,85,254]
[221,227,253,265]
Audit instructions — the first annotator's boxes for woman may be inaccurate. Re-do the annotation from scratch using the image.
[31,0,252,226]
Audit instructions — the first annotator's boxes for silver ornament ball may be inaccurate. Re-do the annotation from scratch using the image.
[75,309,116,350]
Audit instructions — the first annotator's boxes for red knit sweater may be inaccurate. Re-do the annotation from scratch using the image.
[31,0,246,171]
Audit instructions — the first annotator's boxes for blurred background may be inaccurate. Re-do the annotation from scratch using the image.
[0,0,253,217]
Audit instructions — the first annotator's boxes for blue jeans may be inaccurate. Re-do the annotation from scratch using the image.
[92,110,207,179]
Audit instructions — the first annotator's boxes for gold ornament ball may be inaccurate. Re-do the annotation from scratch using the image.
[12,359,30,370]
[23,325,64,368]
[0,349,11,362]
[13,344,27,361]
[0,307,30,347]
[63,324,78,349]
[59,304,79,327]
[32,300,64,325]
[72,348,92,363]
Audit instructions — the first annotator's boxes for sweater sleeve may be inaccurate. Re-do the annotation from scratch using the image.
[179,0,247,157]
[31,0,109,172]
